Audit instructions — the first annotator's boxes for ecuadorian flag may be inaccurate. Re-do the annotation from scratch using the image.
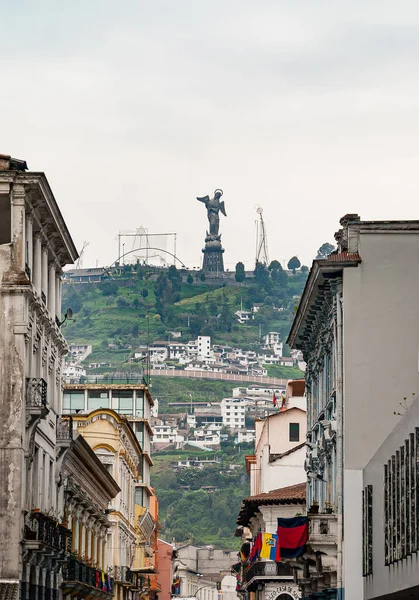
[277,516,308,559]
[260,533,280,561]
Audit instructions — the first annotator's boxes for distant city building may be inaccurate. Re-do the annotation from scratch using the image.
[68,343,92,363]
[63,267,106,283]
[63,361,86,383]
[235,429,255,444]
[220,398,246,430]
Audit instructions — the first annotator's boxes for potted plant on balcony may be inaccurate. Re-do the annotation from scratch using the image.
[325,501,334,514]
[308,500,319,514]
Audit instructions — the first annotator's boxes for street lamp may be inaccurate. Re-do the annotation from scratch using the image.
[195,585,217,600]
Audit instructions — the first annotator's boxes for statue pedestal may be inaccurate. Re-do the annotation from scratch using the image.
[202,236,224,273]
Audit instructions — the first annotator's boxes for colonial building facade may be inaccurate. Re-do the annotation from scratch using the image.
[60,430,120,600]
[0,156,78,599]
[72,408,155,600]
[236,484,306,600]
[288,215,419,600]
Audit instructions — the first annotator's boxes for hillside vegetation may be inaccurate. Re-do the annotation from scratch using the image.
[62,262,308,369]
[151,440,252,549]
[61,262,307,546]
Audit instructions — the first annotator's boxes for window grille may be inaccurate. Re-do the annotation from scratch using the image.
[362,485,373,576]
[384,427,419,566]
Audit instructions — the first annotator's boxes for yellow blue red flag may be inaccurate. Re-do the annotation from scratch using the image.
[260,533,279,561]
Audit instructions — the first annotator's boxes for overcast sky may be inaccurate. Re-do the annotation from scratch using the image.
[2,1,419,271]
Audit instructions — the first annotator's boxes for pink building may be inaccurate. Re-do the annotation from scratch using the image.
[157,539,174,600]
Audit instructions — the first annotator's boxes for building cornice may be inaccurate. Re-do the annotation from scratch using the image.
[0,171,79,264]
[69,435,121,498]
[287,255,360,350]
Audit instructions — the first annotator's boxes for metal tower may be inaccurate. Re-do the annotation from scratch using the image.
[255,206,269,266]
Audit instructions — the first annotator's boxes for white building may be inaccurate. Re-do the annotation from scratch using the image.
[152,423,184,444]
[249,407,307,496]
[197,335,212,360]
[235,429,255,444]
[263,332,283,357]
[68,343,92,363]
[63,362,86,382]
[288,214,419,600]
[220,398,246,430]
[235,309,253,323]
[167,342,188,359]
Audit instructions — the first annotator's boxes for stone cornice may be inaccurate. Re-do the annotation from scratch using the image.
[73,409,144,475]
[288,259,356,351]
[0,171,78,265]
[65,435,121,500]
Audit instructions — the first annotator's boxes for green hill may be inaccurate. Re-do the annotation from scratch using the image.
[62,263,308,369]
[151,440,252,548]
[61,262,308,546]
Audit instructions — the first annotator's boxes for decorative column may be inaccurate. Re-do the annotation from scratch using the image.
[25,212,33,276]
[48,261,56,318]
[79,520,85,555]
[55,273,62,320]
[11,183,26,271]
[33,232,42,293]
[41,245,49,302]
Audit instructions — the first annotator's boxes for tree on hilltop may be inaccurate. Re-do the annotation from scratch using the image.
[287,256,301,274]
[253,261,269,285]
[235,262,246,283]
[316,242,335,259]
[268,259,281,271]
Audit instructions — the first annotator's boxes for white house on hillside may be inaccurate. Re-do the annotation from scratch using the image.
[220,398,246,430]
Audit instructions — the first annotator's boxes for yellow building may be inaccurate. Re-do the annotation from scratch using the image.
[72,408,153,600]
[59,426,120,600]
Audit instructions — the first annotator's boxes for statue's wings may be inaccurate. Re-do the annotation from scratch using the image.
[197,195,210,204]
[219,200,227,217]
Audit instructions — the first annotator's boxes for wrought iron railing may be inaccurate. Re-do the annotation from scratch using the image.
[113,566,139,587]
[243,561,293,583]
[63,557,114,594]
[24,510,72,553]
[41,291,46,304]
[56,416,73,443]
[26,378,48,409]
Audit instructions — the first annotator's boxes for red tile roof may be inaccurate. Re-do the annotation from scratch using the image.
[326,251,361,263]
[236,482,306,526]
[245,482,306,504]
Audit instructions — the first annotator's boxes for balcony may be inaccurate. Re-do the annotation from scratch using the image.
[113,566,140,589]
[62,557,114,598]
[242,561,293,591]
[24,510,72,555]
[26,378,49,426]
[56,415,73,446]
[308,513,337,553]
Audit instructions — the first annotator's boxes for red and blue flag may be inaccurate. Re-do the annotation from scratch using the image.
[249,531,262,564]
[276,516,308,559]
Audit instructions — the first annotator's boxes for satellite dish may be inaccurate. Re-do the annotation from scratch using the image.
[66,308,73,320]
